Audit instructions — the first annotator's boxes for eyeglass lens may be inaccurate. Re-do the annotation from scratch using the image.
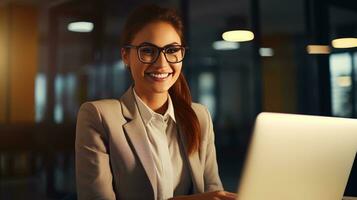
[138,45,184,63]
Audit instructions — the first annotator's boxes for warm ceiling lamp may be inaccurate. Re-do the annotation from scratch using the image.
[306,45,331,54]
[331,38,357,48]
[67,21,94,33]
[222,30,254,42]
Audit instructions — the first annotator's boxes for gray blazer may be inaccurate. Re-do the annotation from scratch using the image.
[75,88,223,200]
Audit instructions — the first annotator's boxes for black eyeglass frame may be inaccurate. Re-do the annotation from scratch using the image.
[124,44,188,64]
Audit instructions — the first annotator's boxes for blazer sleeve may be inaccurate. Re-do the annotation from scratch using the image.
[203,106,224,192]
[75,102,116,200]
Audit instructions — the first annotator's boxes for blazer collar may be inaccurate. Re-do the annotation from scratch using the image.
[120,87,158,199]
[120,86,138,120]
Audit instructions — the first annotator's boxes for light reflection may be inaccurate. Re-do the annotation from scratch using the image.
[35,73,46,123]
[329,53,353,117]
[54,75,64,124]
[212,40,240,50]
[198,72,216,119]
[65,73,77,121]
[259,48,274,57]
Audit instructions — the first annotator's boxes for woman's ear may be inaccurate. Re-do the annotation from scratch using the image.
[121,48,129,66]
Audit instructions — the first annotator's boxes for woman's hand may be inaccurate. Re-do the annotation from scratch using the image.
[170,190,237,200]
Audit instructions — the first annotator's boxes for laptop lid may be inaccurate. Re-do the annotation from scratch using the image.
[237,112,357,200]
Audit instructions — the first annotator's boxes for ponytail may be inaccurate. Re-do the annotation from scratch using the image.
[169,73,201,155]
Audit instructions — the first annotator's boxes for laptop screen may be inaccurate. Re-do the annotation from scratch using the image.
[237,113,357,200]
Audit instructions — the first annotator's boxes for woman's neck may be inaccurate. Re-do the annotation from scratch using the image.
[134,87,168,115]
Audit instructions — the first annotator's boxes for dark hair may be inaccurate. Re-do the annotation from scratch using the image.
[121,4,201,155]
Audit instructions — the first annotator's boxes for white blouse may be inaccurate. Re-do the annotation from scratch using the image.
[133,88,191,200]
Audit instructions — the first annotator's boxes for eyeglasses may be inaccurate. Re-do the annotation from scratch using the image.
[124,44,187,64]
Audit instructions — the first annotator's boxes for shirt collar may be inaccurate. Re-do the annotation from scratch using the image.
[133,88,176,125]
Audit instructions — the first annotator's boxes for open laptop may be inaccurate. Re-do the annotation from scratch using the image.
[236,112,357,200]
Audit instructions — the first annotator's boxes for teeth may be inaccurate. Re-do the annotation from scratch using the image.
[148,73,170,79]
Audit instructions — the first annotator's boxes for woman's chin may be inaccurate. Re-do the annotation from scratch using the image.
[146,81,174,94]
[150,85,171,94]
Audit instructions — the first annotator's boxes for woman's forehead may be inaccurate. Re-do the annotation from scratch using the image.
[131,21,181,46]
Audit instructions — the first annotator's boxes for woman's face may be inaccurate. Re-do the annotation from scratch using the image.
[122,21,183,97]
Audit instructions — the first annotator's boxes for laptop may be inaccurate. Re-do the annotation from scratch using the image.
[236,112,357,200]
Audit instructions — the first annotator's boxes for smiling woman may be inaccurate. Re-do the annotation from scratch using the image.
[75,4,237,200]
[121,21,185,115]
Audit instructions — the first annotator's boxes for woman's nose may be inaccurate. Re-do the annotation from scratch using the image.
[153,51,169,66]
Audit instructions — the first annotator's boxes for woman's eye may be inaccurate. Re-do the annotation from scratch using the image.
[140,47,155,54]
[166,47,180,54]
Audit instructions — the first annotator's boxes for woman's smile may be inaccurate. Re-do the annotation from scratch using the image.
[145,71,174,82]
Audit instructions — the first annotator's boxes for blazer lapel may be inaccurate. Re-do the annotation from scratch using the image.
[177,125,204,193]
[120,88,157,199]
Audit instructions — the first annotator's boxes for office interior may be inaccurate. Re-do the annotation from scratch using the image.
[0,0,356,199]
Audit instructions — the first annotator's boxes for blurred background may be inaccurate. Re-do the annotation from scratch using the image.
[0,0,357,199]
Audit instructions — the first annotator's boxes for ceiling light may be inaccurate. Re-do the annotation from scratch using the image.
[222,30,254,42]
[331,38,357,48]
[306,45,330,54]
[259,48,274,57]
[67,22,94,33]
[212,40,240,50]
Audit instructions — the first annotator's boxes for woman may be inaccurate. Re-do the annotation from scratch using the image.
[76,4,237,200]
